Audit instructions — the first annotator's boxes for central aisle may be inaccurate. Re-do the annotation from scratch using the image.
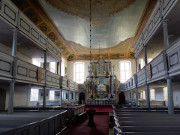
[64,115,109,135]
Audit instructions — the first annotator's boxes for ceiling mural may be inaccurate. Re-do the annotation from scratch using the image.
[38,0,148,49]
[12,0,157,60]
[46,0,136,19]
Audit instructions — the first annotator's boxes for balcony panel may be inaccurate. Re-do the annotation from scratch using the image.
[163,0,178,18]
[46,71,60,88]
[47,39,61,61]
[60,76,69,90]
[147,52,166,83]
[16,60,45,85]
[0,0,18,27]
[143,1,161,45]
[137,67,146,86]
[69,80,75,91]
[74,82,78,91]
[0,51,13,80]
[18,12,47,50]
[167,38,180,76]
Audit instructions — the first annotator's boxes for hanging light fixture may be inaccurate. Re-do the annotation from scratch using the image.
[85,0,96,99]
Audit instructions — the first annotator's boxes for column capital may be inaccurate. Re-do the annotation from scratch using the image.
[165,76,173,80]
[162,19,169,23]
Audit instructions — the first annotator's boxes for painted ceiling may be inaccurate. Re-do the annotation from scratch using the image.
[38,0,148,49]
[12,0,157,60]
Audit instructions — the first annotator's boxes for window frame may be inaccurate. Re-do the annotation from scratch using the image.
[119,61,131,83]
[49,90,55,101]
[150,89,155,101]
[49,62,56,73]
[30,89,39,101]
[74,62,85,84]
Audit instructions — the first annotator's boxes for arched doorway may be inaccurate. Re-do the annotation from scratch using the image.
[0,88,6,110]
[79,92,85,104]
[119,92,125,104]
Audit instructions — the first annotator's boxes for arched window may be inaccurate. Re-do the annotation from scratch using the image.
[74,62,85,83]
[120,61,131,83]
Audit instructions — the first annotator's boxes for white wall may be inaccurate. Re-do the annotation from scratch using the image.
[61,57,68,76]
[154,88,164,101]
[172,83,180,107]
[67,59,135,83]
[5,85,29,110]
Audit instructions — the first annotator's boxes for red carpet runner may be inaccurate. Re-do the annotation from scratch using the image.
[64,115,109,135]
[85,105,113,113]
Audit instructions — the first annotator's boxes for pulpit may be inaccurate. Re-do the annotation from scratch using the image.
[87,109,96,126]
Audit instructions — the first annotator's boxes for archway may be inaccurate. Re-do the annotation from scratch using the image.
[0,88,6,110]
[119,92,125,104]
[79,92,85,104]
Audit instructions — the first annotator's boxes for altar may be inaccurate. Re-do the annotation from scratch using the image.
[84,56,120,103]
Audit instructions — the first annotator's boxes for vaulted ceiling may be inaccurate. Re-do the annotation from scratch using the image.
[12,0,157,61]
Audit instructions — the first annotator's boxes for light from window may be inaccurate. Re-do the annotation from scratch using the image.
[140,58,144,69]
[61,62,65,76]
[140,92,143,99]
[150,89,155,100]
[163,87,168,101]
[50,62,56,73]
[30,89,39,101]
[143,91,145,100]
[120,61,131,83]
[49,91,55,100]
[32,58,40,67]
[148,58,152,63]
[74,62,84,83]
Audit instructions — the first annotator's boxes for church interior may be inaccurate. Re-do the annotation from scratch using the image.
[0,0,180,135]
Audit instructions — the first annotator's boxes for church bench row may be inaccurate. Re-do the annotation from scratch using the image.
[112,106,180,135]
[0,110,68,135]
[13,105,85,123]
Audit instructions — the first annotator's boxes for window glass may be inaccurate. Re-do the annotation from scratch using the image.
[74,62,85,83]
[32,58,40,67]
[61,62,65,76]
[30,89,39,101]
[143,91,146,100]
[120,61,131,83]
[50,62,56,73]
[150,89,155,100]
[49,91,55,100]
[163,87,168,101]
[120,63,124,70]
[140,59,144,69]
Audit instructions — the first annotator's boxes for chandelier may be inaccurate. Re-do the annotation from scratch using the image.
[84,0,120,100]
[84,0,96,99]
